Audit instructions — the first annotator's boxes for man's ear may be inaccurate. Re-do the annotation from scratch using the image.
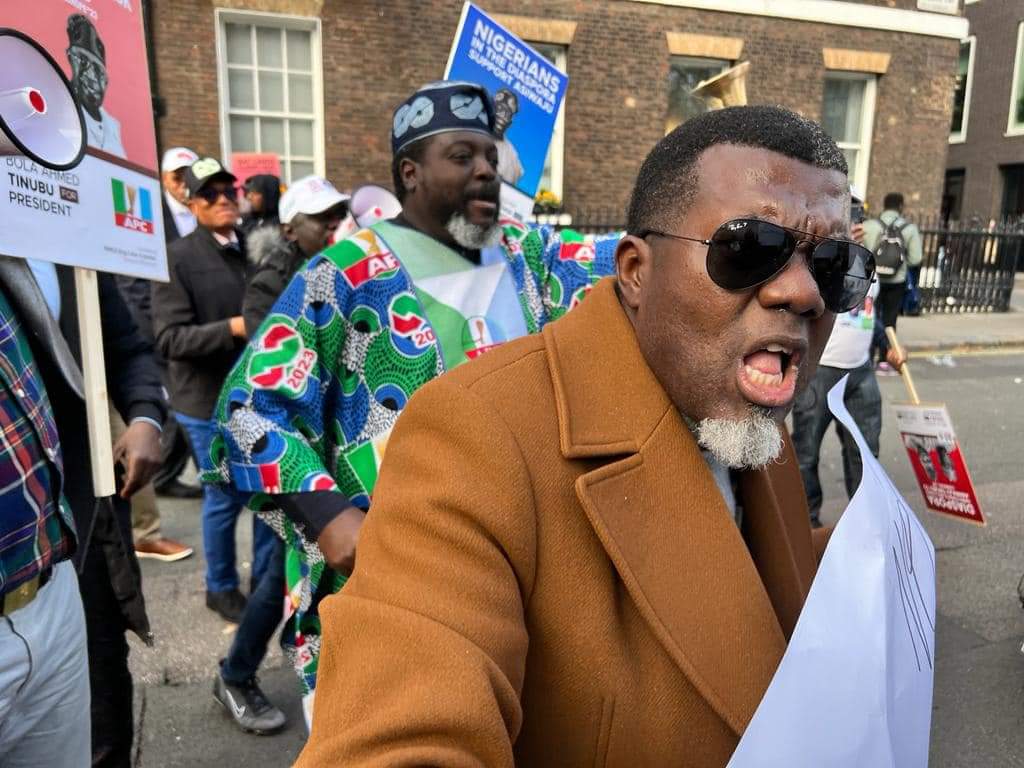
[398,156,419,198]
[615,234,652,312]
[281,221,298,243]
[187,197,200,216]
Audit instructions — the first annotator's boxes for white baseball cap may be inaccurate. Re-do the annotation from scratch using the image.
[279,175,350,224]
[161,147,199,173]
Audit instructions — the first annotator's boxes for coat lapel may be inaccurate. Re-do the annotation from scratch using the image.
[546,278,809,735]
[0,256,84,400]
[738,438,816,640]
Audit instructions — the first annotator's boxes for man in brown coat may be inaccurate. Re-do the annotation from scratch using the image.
[296,106,876,766]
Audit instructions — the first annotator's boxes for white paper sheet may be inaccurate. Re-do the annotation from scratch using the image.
[728,375,936,767]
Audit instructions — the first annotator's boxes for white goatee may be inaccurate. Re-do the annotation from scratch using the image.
[446,213,502,250]
[695,407,783,470]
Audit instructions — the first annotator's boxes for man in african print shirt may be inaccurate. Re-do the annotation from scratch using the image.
[206,81,617,723]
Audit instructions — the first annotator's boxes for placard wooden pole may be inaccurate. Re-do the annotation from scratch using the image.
[885,327,921,405]
[74,267,116,497]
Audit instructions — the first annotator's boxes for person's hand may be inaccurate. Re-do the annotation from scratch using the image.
[850,222,865,244]
[317,506,366,575]
[885,346,907,371]
[113,420,162,499]
[229,316,247,338]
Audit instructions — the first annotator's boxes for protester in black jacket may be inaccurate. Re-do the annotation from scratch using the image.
[113,146,201,504]
[242,175,349,336]
[0,255,166,767]
[239,174,281,237]
[150,157,277,625]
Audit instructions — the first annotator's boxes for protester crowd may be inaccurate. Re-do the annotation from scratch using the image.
[0,78,928,767]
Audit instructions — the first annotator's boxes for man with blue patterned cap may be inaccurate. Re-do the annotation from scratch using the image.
[205,80,617,726]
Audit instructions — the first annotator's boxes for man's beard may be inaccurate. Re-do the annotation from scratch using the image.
[446,213,502,250]
[695,406,782,470]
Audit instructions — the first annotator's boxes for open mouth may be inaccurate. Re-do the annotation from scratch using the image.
[466,198,499,220]
[736,340,805,409]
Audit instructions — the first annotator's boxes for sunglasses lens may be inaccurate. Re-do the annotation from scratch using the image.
[706,219,793,290]
[199,187,233,204]
[811,240,875,312]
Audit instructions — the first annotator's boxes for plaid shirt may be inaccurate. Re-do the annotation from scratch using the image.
[0,288,74,597]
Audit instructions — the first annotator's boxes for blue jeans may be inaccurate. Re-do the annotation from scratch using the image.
[221,537,286,684]
[175,412,277,593]
[791,363,882,525]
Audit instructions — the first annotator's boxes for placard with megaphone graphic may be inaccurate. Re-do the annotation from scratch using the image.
[0,3,167,282]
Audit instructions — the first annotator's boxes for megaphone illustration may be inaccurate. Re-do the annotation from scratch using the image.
[0,28,86,171]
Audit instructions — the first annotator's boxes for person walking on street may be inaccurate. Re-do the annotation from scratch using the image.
[0,255,167,767]
[210,174,349,735]
[862,192,921,375]
[207,81,618,719]
[792,196,906,528]
[111,148,201,559]
[0,263,91,767]
[151,157,277,624]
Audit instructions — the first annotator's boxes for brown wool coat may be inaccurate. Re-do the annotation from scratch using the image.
[297,278,825,768]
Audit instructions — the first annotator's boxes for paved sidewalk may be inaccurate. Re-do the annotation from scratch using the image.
[898,275,1024,353]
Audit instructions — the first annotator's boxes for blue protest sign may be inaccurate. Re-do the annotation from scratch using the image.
[444,2,568,199]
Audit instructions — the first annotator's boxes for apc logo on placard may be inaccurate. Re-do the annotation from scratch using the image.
[111,179,154,235]
[247,322,317,396]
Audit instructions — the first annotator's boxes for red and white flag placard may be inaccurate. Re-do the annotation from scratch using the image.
[887,329,985,526]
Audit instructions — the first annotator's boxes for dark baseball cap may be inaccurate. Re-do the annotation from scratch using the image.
[184,157,237,198]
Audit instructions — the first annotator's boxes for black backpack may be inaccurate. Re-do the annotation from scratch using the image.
[873,218,911,281]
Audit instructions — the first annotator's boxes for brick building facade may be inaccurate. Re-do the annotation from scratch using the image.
[147,0,965,220]
[944,0,1024,221]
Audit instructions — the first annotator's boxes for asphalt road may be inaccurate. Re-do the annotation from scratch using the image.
[130,351,1024,767]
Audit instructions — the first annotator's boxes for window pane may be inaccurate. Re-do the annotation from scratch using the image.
[260,118,285,154]
[1014,27,1024,128]
[822,77,865,144]
[290,120,314,156]
[225,23,252,65]
[950,41,970,134]
[666,57,730,134]
[842,148,859,182]
[288,74,314,113]
[230,116,256,152]
[258,71,284,111]
[287,30,312,70]
[256,26,283,68]
[290,160,314,182]
[228,69,255,109]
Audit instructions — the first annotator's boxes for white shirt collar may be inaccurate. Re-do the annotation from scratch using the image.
[212,230,239,248]
[165,191,191,217]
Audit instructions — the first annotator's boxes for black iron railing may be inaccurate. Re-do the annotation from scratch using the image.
[915,216,1023,313]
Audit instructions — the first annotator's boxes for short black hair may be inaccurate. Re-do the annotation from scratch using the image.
[391,137,431,202]
[626,105,848,234]
[883,192,904,211]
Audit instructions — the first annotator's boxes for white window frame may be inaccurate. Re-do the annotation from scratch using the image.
[949,36,976,144]
[1008,22,1024,137]
[823,71,877,197]
[529,43,567,199]
[214,9,325,182]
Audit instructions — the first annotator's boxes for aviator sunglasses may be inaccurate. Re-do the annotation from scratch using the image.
[635,217,876,313]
